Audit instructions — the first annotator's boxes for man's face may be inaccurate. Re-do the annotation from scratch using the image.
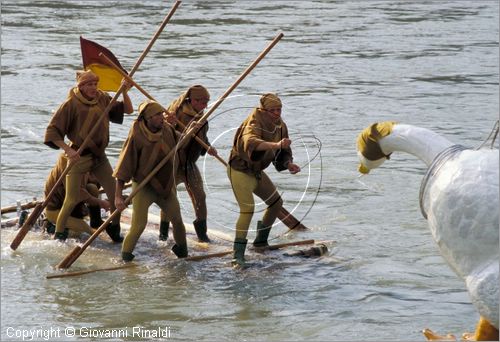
[79,81,99,100]
[266,106,282,122]
[191,97,209,113]
[147,112,164,131]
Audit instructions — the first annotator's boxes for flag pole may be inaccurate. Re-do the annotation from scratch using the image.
[10,1,181,250]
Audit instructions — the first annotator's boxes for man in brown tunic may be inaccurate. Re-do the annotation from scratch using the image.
[158,85,217,242]
[44,70,133,242]
[227,93,301,267]
[114,100,188,261]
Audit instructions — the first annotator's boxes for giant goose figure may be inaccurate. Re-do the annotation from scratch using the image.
[356,122,499,341]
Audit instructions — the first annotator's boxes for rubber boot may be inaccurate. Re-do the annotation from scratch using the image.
[159,221,169,241]
[88,205,103,228]
[54,228,69,241]
[193,219,210,242]
[106,223,124,243]
[232,238,247,267]
[18,210,28,227]
[44,220,56,235]
[121,252,135,262]
[172,244,188,258]
[253,221,271,248]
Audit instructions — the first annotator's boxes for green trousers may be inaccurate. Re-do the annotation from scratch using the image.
[122,182,187,254]
[227,166,283,240]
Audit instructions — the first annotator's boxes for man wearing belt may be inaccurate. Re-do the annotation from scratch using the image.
[44,70,133,242]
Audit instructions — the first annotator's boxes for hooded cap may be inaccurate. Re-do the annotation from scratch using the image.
[138,100,165,120]
[188,85,210,101]
[259,93,282,110]
[76,70,99,87]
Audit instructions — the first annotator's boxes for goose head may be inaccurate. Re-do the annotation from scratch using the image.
[357,121,456,173]
[356,121,396,174]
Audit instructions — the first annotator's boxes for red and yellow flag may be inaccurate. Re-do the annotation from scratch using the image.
[80,36,127,92]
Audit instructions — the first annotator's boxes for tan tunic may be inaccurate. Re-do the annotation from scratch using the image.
[167,94,209,166]
[44,87,125,156]
[113,120,179,196]
[229,108,293,174]
[44,153,95,213]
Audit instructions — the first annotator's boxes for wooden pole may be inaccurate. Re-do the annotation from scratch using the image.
[1,181,133,216]
[46,263,137,279]
[10,1,182,251]
[185,239,315,262]
[56,32,284,270]
[184,250,232,261]
[1,200,39,215]
[100,48,307,231]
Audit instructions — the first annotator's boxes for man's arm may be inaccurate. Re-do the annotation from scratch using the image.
[114,179,127,211]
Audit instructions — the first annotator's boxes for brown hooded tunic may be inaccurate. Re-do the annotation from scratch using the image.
[113,120,179,197]
[44,87,125,156]
[166,93,209,167]
[229,108,293,174]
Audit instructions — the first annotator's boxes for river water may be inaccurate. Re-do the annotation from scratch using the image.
[1,1,498,341]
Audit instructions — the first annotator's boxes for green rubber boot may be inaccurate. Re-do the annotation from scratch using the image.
[253,221,271,248]
[88,205,103,228]
[232,238,247,267]
[193,219,210,242]
[106,223,123,243]
[172,244,188,258]
[54,228,69,241]
[159,221,169,241]
[122,252,135,262]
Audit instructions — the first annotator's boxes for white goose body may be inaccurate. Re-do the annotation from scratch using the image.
[359,123,499,330]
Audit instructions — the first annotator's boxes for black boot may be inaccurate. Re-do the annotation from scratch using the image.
[88,205,103,228]
[232,238,247,267]
[44,220,56,235]
[193,219,210,242]
[18,210,28,227]
[253,221,271,248]
[159,221,169,241]
[54,228,69,241]
[122,251,135,262]
[106,223,124,243]
[172,244,188,258]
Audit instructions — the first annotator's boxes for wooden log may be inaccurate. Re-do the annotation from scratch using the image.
[184,239,315,262]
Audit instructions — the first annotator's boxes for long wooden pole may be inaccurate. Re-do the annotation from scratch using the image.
[1,182,135,216]
[56,32,284,269]
[10,1,181,251]
[185,239,315,261]
[1,200,39,214]
[46,264,137,280]
[99,51,307,230]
